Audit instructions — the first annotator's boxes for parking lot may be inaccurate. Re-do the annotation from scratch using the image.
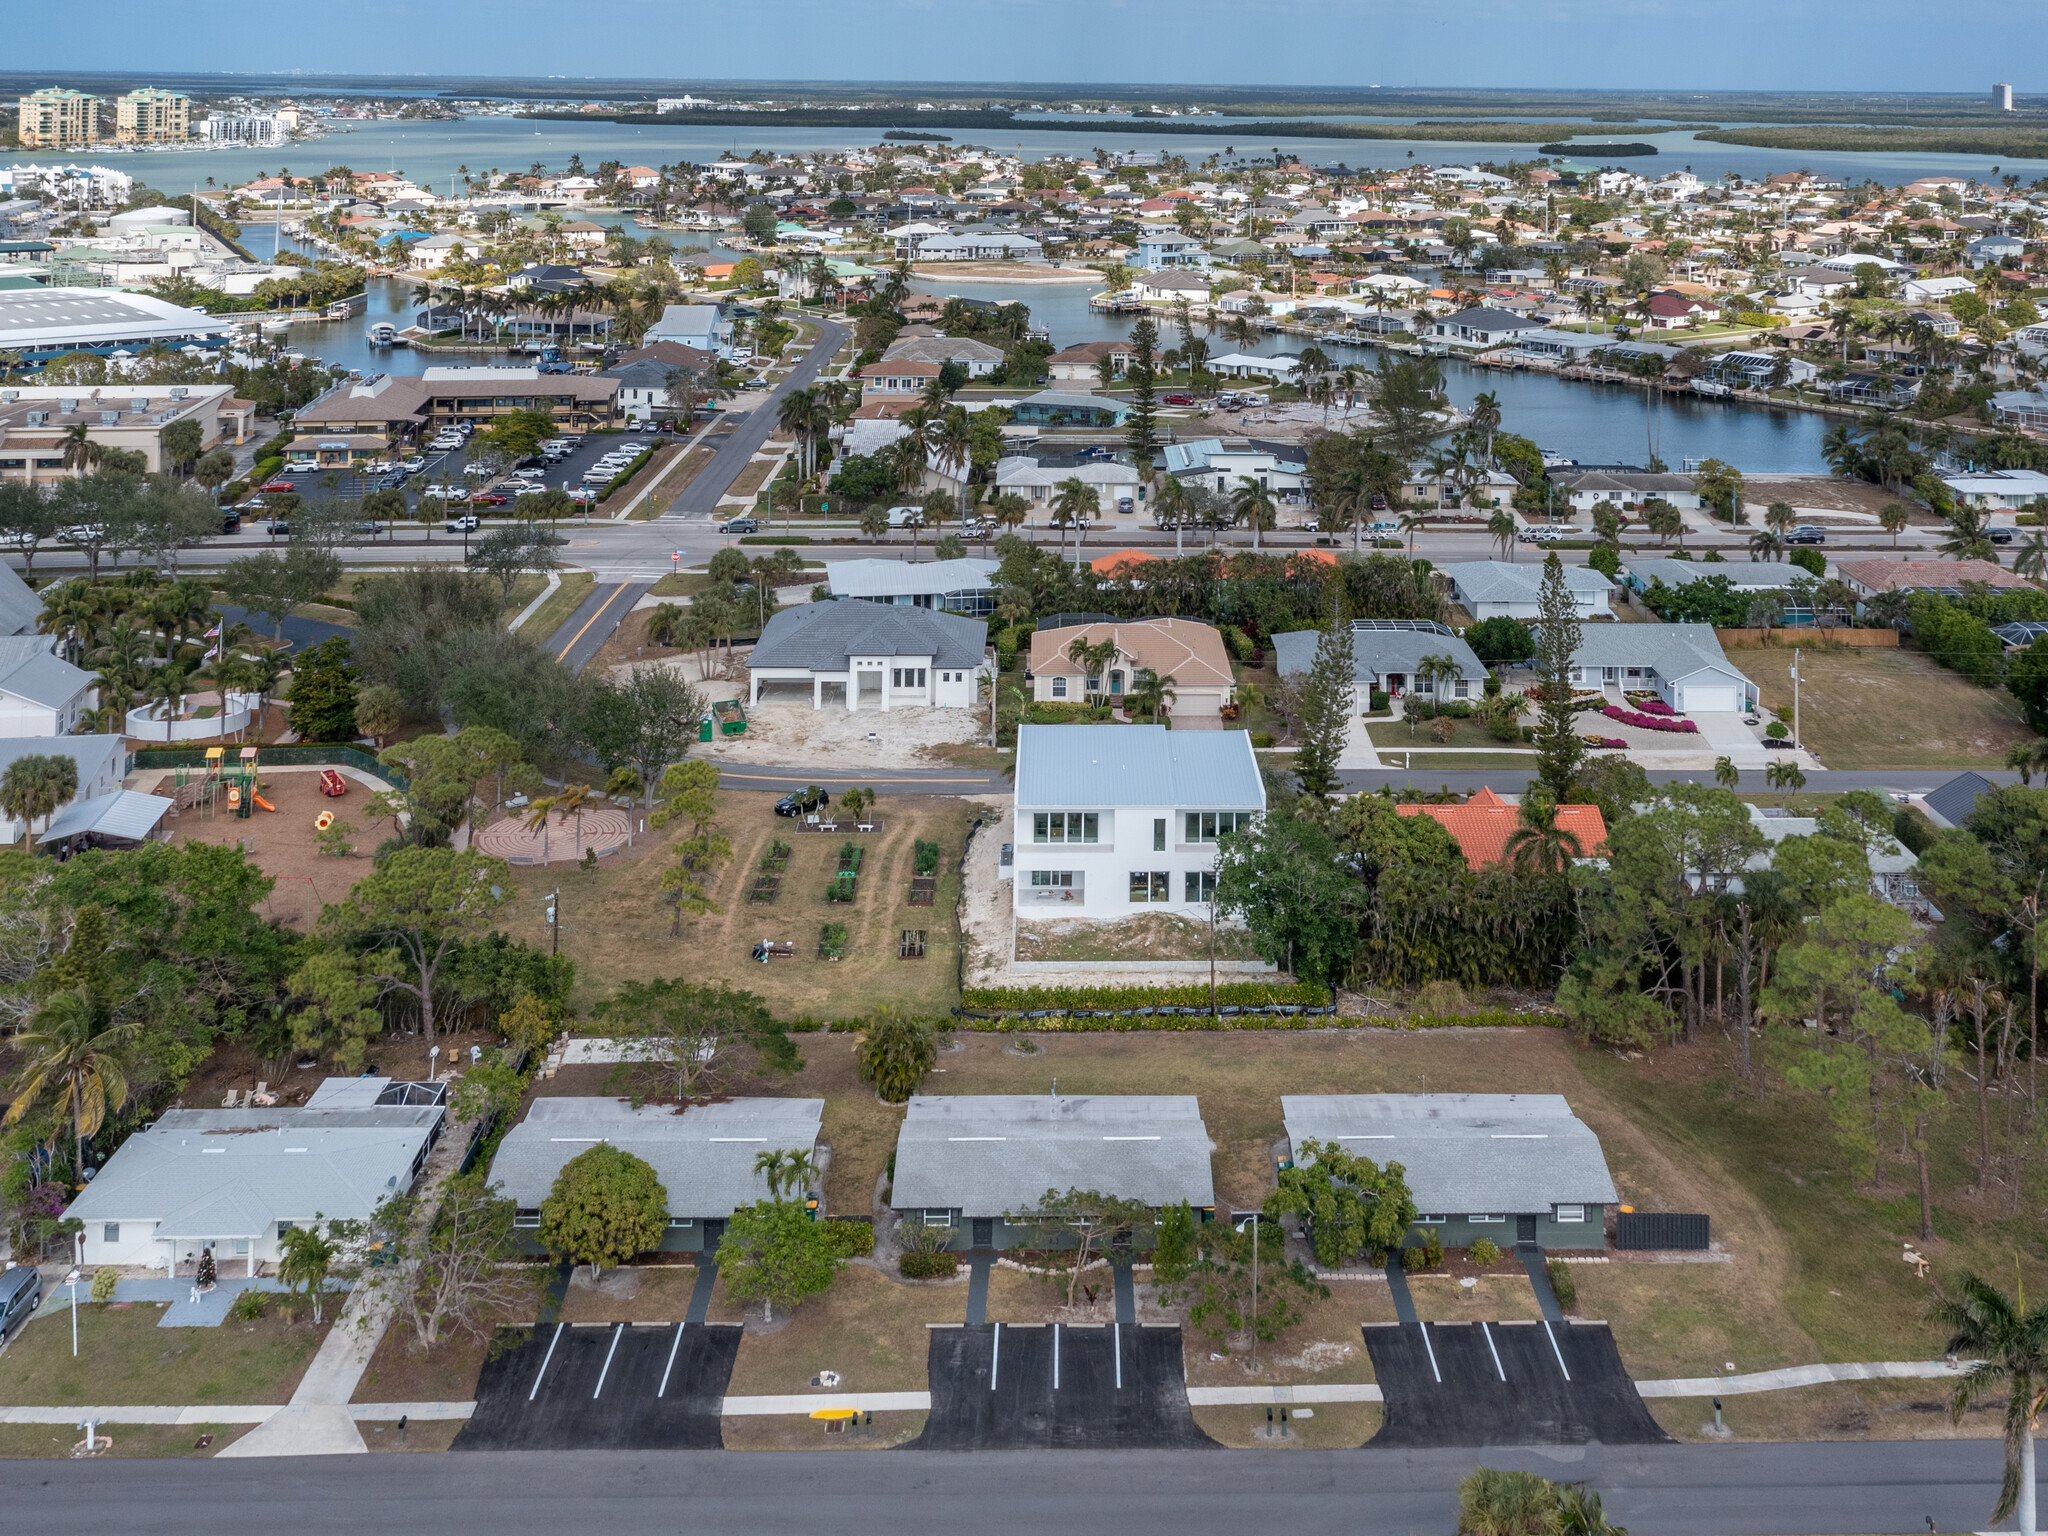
[454,1321,742,1451]
[1363,1319,1669,1448]
[912,1323,1215,1451]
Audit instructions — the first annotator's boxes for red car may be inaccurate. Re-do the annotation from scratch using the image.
[1162,393,1194,406]
[258,481,294,494]
[468,493,510,507]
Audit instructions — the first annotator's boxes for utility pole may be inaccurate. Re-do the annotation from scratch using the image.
[548,886,560,956]
[1790,648,1802,749]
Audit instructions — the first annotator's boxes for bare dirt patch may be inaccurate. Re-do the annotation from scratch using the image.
[688,702,992,770]
[150,766,378,931]
[1014,913,1262,964]
[1743,476,1911,517]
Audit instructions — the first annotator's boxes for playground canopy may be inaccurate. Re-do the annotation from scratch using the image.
[41,789,174,845]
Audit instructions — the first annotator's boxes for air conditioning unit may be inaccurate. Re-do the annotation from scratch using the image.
[100,411,119,425]
[0,391,16,403]
[130,399,148,412]
[58,399,77,413]
[168,387,188,400]
[24,412,47,426]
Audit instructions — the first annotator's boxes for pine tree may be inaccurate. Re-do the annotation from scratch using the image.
[1125,316,1161,477]
[1532,552,1585,802]
[1292,581,1355,800]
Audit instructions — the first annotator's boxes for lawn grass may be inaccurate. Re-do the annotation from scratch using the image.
[0,1302,328,1406]
[518,571,596,640]
[1748,644,2033,769]
[348,1271,542,1404]
[496,789,978,1022]
[1403,1271,1543,1321]
[556,1266,698,1323]
[638,446,718,520]
[1193,1401,1381,1448]
[727,458,780,500]
[1368,717,1526,751]
[360,1417,465,1452]
[1374,751,1541,770]
[0,1422,255,1458]
[721,1409,927,1450]
[1644,1378,2003,1444]
[1183,1279,1389,1387]
[715,1262,962,1395]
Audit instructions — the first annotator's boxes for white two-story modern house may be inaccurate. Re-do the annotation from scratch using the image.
[1009,723,1265,915]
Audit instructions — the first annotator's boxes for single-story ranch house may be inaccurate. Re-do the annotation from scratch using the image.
[747,602,988,711]
[1273,619,1487,701]
[1443,561,1614,622]
[1621,558,1805,596]
[1281,1093,1618,1251]
[1010,722,1264,915]
[826,557,999,616]
[891,1094,1216,1251]
[65,1077,448,1276]
[1565,623,1759,714]
[490,1096,824,1255]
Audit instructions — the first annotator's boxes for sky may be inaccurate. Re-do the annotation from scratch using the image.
[6,0,2041,93]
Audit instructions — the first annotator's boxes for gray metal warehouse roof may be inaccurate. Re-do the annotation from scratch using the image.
[487,1096,823,1218]
[892,1094,1216,1215]
[1014,723,1264,810]
[1282,1094,1618,1213]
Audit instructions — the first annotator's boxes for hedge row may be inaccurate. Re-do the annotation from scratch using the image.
[1389,1009,1568,1031]
[960,981,1328,1013]
[823,1219,874,1259]
[596,446,656,502]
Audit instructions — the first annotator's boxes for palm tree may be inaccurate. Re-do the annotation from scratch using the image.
[2007,740,2048,786]
[1748,529,1785,562]
[4,987,138,1178]
[1930,1267,2048,1536]
[1127,669,1178,723]
[1942,506,1998,562]
[1487,507,1517,561]
[1713,755,1740,790]
[2017,530,2048,583]
[1153,475,1192,555]
[1229,475,1276,553]
[58,424,100,473]
[0,752,78,851]
[1050,477,1099,568]
[1880,502,1911,546]
[1504,796,1586,875]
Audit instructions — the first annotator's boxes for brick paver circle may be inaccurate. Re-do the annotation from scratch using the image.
[474,806,632,865]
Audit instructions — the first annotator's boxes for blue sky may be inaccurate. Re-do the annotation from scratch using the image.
[7,0,2038,93]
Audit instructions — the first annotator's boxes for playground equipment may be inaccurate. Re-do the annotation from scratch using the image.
[318,770,348,798]
[315,811,335,832]
[252,794,276,813]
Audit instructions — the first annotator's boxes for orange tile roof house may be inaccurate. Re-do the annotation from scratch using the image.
[859,359,943,396]
[1396,788,1608,869]
[1028,618,1235,725]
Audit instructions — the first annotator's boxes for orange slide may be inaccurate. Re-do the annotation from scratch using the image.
[252,794,277,813]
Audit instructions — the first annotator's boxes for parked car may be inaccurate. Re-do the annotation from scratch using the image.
[567,486,599,504]
[220,510,242,534]
[719,515,761,534]
[0,1264,42,1347]
[885,505,925,528]
[468,493,510,508]
[1116,497,1135,513]
[258,480,295,494]
[356,521,386,537]
[444,514,480,533]
[1161,393,1195,406]
[1787,526,1826,545]
[264,519,291,537]
[774,786,831,817]
[398,456,427,473]
[1989,528,2015,545]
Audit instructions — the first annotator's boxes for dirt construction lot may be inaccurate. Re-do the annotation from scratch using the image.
[693,700,994,771]
[1750,644,2033,769]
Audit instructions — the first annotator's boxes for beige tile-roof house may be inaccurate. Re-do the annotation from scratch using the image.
[1027,617,1235,725]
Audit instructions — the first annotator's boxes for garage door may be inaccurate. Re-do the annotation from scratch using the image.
[1682,686,1739,712]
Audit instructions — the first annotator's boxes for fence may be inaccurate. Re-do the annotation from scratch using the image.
[129,744,407,788]
[1616,1212,1711,1251]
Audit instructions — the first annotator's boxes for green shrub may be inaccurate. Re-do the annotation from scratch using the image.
[1520,725,1535,743]
[1223,625,1252,660]
[596,447,656,502]
[227,1287,267,1322]
[899,1250,959,1279]
[820,921,849,958]
[1468,1238,1500,1266]
[1765,720,1788,739]
[1368,689,1391,712]
[1249,732,1277,747]
[961,981,1329,1013]
[1400,1245,1428,1272]
[90,1267,119,1303]
[1547,1259,1578,1311]
[823,1220,875,1259]
[1893,804,1938,856]
[913,838,941,875]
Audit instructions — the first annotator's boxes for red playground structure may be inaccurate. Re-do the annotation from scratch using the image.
[318,770,348,798]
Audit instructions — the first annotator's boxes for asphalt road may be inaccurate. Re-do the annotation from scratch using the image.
[545,579,653,673]
[1338,766,2018,795]
[2,1441,2034,1534]
[666,318,850,522]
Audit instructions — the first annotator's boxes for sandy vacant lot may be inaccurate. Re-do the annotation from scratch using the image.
[689,700,993,769]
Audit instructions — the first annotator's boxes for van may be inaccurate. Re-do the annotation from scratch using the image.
[0,1264,43,1344]
[886,505,926,528]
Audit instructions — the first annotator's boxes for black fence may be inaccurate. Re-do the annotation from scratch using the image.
[129,744,406,788]
[1616,1212,1710,1251]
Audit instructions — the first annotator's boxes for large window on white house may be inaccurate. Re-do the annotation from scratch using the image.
[1029,870,1075,888]
[891,667,928,689]
[1184,811,1254,842]
[1553,1205,1586,1223]
[1184,870,1217,902]
[1034,812,1099,844]
[1129,871,1169,902]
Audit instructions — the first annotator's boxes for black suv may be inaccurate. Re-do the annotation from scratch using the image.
[1786,526,1826,545]
[774,786,831,817]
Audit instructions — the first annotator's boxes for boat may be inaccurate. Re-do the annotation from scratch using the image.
[260,316,290,334]
[366,321,398,347]
[1690,379,1733,398]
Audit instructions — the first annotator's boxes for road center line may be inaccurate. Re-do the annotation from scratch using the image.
[554,583,632,660]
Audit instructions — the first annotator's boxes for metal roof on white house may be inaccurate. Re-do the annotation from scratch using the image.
[487,1096,823,1218]
[1442,561,1613,605]
[825,557,998,599]
[1283,1094,1619,1214]
[892,1095,1216,1216]
[1014,723,1264,810]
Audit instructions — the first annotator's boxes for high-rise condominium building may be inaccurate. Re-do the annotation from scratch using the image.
[115,87,191,143]
[17,88,100,148]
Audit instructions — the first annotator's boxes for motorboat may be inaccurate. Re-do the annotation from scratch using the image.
[366,321,398,347]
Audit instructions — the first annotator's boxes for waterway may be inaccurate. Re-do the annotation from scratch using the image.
[15,114,2048,196]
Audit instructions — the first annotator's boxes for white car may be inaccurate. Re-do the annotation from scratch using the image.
[617,442,646,454]
[398,456,426,473]
[430,438,464,453]
[420,484,460,498]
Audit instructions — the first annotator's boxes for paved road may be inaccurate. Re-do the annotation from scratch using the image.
[666,318,851,522]
[1339,766,2017,795]
[0,1441,2033,1534]
[710,761,1006,796]
[544,579,653,674]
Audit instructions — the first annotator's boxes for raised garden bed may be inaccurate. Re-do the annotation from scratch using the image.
[909,876,937,907]
[750,874,781,904]
[760,838,791,872]
[819,921,849,961]
[899,928,927,959]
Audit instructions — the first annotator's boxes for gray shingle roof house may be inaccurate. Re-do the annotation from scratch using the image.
[1923,770,1995,830]
[1282,1094,1618,1251]
[1443,560,1613,622]
[1431,307,1545,347]
[1622,558,1804,595]
[0,560,40,636]
[65,1077,447,1276]
[1273,622,1488,699]
[747,601,988,711]
[892,1094,1216,1252]
[489,1096,824,1255]
[1566,623,1758,713]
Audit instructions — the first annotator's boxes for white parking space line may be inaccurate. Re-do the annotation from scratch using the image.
[657,1322,685,1399]
[1481,1322,1506,1382]
[990,1322,1001,1392]
[592,1323,623,1399]
[528,1323,564,1401]
[1418,1321,1443,1384]
[1542,1320,1572,1381]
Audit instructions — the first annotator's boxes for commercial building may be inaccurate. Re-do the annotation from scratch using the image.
[1010,722,1264,915]
[890,1095,1216,1251]
[114,88,191,144]
[0,288,234,366]
[0,382,249,482]
[17,89,100,149]
[288,367,621,439]
[200,112,283,146]
[1282,1094,1619,1252]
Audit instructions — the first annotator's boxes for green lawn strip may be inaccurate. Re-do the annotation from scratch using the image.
[1372,752,1542,770]
[1367,718,1528,751]
[516,571,596,638]
[0,1421,256,1458]
[0,1303,328,1407]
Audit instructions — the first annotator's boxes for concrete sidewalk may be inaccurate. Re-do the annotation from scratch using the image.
[1634,1358,1968,1398]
